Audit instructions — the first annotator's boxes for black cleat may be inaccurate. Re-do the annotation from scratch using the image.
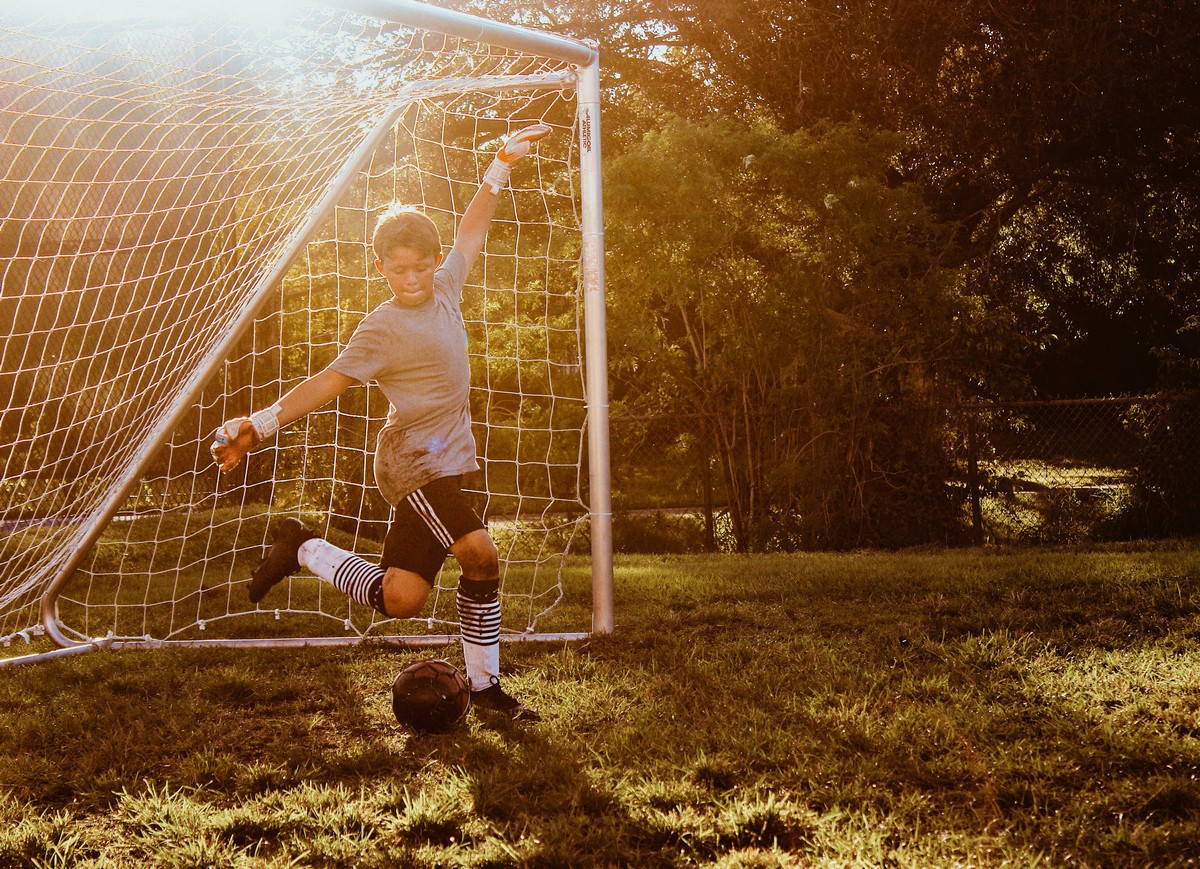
[249,518,317,604]
[471,678,541,722]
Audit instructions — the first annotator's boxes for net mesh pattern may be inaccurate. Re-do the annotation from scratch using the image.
[0,1,589,651]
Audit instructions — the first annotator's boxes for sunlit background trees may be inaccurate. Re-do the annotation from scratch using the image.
[442,0,1200,549]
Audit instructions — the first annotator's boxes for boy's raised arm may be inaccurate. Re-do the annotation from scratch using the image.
[451,123,552,272]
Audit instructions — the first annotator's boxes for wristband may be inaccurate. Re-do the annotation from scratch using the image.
[249,404,283,441]
[482,157,513,194]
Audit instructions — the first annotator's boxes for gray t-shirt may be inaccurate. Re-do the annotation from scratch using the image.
[329,249,478,505]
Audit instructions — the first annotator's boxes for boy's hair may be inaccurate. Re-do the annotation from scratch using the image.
[372,203,442,261]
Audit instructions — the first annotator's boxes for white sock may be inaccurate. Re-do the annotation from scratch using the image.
[298,538,387,614]
[458,577,501,691]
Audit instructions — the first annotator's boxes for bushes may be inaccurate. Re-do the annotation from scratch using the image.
[1119,397,1200,536]
[612,511,712,554]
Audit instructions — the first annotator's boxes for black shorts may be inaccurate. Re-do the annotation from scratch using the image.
[380,475,485,584]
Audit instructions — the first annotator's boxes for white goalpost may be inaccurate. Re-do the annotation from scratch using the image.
[0,0,613,665]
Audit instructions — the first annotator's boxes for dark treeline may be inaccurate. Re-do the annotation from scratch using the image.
[444,0,1200,549]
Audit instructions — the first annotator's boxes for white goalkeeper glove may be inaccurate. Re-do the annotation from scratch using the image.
[482,122,553,194]
[210,404,281,473]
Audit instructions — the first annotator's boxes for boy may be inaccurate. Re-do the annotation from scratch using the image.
[210,123,552,721]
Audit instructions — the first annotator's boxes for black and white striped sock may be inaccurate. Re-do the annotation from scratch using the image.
[457,576,501,691]
[298,538,387,615]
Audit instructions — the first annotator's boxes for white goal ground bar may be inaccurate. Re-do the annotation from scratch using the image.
[0,0,613,667]
[1,634,595,669]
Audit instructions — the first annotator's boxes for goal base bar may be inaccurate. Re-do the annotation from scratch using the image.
[0,645,104,669]
[0,632,592,668]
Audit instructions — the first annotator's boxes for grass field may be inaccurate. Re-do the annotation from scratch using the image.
[3,544,1200,867]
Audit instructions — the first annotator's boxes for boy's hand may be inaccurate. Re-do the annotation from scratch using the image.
[483,123,552,193]
[210,418,259,473]
[497,122,552,164]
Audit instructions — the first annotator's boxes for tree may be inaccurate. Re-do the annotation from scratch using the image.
[606,115,971,548]
[595,0,1200,396]
[479,0,1200,396]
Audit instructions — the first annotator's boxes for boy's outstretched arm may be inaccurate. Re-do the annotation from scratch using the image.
[210,366,357,472]
[451,123,552,272]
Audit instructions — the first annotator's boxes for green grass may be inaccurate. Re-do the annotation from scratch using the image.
[3,544,1200,867]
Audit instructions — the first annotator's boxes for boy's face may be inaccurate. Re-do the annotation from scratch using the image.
[376,245,441,307]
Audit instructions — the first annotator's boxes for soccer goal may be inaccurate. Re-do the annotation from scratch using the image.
[0,0,612,666]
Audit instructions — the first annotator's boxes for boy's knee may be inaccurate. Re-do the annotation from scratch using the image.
[382,567,431,619]
[453,530,499,578]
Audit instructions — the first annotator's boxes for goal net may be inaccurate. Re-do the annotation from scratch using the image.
[0,0,610,662]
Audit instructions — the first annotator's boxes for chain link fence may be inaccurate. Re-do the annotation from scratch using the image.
[947,396,1200,544]
[608,395,1200,551]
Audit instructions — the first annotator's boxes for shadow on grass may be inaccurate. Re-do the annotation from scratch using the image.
[0,640,675,865]
[3,546,1200,866]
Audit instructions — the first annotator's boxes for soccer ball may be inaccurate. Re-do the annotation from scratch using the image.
[391,659,471,733]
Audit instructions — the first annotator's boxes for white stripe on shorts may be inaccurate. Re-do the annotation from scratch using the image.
[406,488,456,549]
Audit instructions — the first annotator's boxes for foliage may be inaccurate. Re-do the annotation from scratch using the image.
[467,0,1200,546]
[4,545,1200,865]
[612,509,713,554]
[1120,396,1200,536]
[471,0,1200,399]
[605,115,971,548]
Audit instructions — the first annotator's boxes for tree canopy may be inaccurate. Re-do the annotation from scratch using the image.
[441,0,1200,546]
[469,0,1200,394]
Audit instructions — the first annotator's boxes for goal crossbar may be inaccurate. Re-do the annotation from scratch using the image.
[333,0,598,67]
